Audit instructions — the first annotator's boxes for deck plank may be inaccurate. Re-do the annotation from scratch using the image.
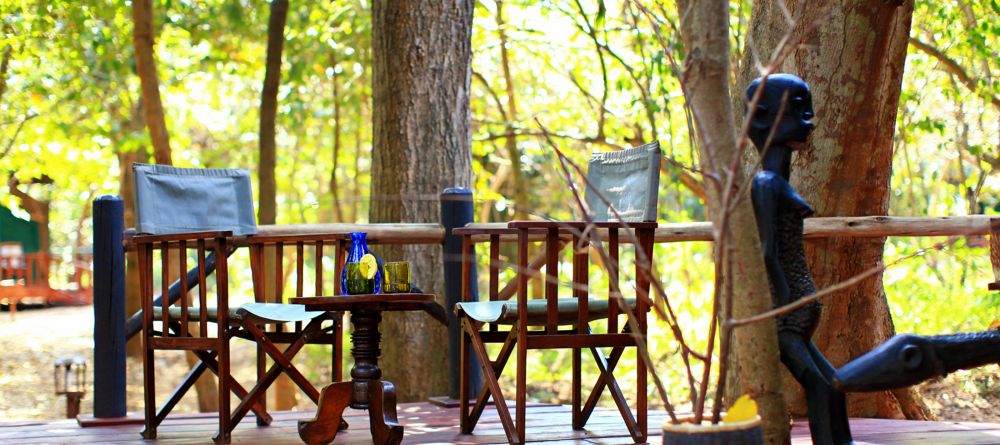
[1,403,999,444]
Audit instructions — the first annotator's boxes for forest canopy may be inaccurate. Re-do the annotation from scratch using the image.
[1,0,997,406]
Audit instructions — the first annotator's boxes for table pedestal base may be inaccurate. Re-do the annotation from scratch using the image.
[297,308,402,445]
[298,380,401,445]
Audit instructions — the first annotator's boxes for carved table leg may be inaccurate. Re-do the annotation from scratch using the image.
[369,380,403,445]
[298,382,352,445]
[348,309,382,409]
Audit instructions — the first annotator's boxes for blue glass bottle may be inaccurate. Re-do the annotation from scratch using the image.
[341,232,381,294]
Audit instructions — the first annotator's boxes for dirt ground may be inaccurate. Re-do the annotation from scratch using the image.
[1,305,996,423]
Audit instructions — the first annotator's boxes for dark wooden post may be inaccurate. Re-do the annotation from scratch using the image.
[92,195,126,418]
[440,188,481,400]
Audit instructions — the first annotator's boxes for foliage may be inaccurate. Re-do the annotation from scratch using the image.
[1,0,996,410]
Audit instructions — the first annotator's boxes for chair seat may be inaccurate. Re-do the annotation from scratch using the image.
[455,298,637,325]
[152,303,326,324]
[238,302,328,323]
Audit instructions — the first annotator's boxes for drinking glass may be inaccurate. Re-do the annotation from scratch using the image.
[382,261,411,293]
[345,262,375,294]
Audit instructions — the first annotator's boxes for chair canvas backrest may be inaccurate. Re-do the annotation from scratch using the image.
[133,163,258,236]
[584,141,661,222]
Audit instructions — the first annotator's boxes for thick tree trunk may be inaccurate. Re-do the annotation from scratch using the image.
[738,0,930,420]
[676,1,790,443]
[257,0,296,411]
[130,0,172,165]
[371,0,474,401]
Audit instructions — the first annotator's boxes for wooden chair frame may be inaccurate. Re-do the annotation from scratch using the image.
[226,234,349,430]
[135,231,269,444]
[456,221,655,444]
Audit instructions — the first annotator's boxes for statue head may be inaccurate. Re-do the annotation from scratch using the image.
[745,73,815,151]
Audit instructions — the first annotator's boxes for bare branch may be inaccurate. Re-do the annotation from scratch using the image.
[727,241,953,328]
[909,37,1000,110]
[0,113,39,161]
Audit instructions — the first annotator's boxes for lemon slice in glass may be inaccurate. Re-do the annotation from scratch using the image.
[359,254,378,280]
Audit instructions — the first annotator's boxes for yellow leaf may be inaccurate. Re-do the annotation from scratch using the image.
[723,394,758,423]
[989,319,1000,331]
[359,254,378,280]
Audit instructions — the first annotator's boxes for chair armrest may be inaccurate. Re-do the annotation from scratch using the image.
[132,230,234,246]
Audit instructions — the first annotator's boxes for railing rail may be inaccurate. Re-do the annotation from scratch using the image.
[462,215,997,243]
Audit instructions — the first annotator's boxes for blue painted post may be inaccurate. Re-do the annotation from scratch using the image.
[440,188,482,399]
[92,195,126,418]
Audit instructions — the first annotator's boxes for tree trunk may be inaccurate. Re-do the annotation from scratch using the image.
[130,0,172,165]
[257,0,296,411]
[258,0,287,228]
[495,0,529,219]
[371,0,474,401]
[676,1,790,443]
[329,51,345,223]
[118,103,148,357]
[738,0,930,420]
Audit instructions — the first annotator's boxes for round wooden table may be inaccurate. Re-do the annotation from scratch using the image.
[290,294,448,445]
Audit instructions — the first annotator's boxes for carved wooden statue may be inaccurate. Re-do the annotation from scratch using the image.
[747,74,854,445]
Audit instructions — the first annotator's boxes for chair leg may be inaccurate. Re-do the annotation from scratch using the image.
[469,328,517,429]
[460,321,470,434]
[155,358,210,427]
[192,349,272,424]
[229,318,325,428]
[256,338,267,426]
[462,318,519,444]
[589,345,640,438]
[214,336,232,444]
[572,346,582,430]
[515,329,526,444]
[141,344,157,439]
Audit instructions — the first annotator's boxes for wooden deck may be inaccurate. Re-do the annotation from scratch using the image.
[2,402,1000,444]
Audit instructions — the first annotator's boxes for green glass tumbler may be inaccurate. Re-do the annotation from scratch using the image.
[345,262,375,295]
[382,261,411,293]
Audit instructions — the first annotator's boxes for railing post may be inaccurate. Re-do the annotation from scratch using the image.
[440,188,481,400]
[92,195,126,418]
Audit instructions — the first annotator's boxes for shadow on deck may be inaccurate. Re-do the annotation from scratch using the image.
[2,402,1000,444]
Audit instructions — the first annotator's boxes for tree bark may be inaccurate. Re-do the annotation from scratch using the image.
[329,51,345,223]
[371,0,474,401]
[258,0,287,227]
[130,0,172,165]
[737,0,930,420]
[495,0,529,219]
[257,0,296,411]
[676,1,790,443]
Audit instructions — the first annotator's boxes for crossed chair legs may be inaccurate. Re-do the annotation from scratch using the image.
[226,310,349,438]
[459,319,646,444]
[143,316,346,444]
[142,323,271,444]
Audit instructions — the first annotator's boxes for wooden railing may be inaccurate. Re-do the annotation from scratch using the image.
[90,186,1000,421]
[0,252,92,317]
